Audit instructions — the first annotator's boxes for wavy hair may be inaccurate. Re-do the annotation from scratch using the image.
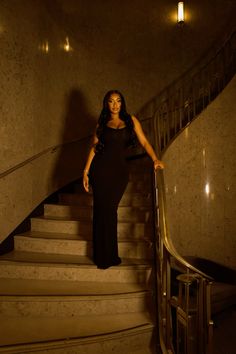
[95,90,137,152]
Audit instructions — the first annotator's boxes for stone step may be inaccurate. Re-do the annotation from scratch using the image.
[44,204,152,223]
[58,191,152,207]
[129,172,152,182]
[0,312,154,353]
[0,251,152,283]
[0,279,153,326]
[31,217,153,240]
[127,181,152,193]
[14,233,153,259]
[128,157,152,167]
[0,278,150,296]
[0,291,152,318]
[127,158,153,174]
[75,180,151,194]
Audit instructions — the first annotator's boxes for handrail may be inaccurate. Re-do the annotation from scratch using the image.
[137,29,236,354]
[156,170,212,281]
[150,128,213,354]
[0,136,92,179]
[151,132,214,353]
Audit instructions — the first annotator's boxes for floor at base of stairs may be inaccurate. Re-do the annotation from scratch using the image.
[213,306,236,354]
[0,312,153,347]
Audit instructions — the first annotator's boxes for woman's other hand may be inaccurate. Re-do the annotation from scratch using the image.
[154,159,164,171]
[83,172,89,192]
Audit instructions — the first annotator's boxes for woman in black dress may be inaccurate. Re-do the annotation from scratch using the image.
[83,90,164,269]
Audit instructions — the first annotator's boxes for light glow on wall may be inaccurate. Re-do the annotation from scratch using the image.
[202,148,206,167]
[39,41,49,53]
[63,37,73,52]
[177,2,185,23]
[205,182,210,196]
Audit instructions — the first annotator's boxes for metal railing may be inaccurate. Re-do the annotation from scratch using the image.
[0,137,90,179]
[154,168,213,354]
[137,30,236,353]
[138,30,236,153]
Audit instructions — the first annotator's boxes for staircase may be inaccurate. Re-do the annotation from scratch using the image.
[0,158,158,354]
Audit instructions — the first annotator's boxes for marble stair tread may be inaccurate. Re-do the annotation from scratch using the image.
[0,250,151,267]
[0,278,149,296]
[43,204,151,223]
[31,217,153,239]
[14,233,153,260]
[33,215,151,223]
[59,192,152,207]
[75,180,150,188]
[15,230,151,243]
[16,230,88,240]
[0,312,153,347]
[44,204,150,212]
[47,204,150,210]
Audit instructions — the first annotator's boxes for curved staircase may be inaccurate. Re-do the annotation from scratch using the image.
[0,158,158,354]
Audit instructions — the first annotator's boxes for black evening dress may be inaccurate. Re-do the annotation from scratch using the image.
[89,126,130,269]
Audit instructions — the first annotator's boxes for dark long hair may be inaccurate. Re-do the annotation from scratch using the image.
[95,90,136,152]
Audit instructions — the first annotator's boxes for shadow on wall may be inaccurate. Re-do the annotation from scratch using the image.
[50,88,96,193]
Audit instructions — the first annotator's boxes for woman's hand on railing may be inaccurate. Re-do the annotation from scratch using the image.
[83,172,89,192]
[154,159,164,171]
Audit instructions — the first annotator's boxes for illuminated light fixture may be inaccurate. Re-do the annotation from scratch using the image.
[177,1,185,23]
[63,37,72,52]
[205,183,210,196]
[43,41,49,53]
[38,40,49,53]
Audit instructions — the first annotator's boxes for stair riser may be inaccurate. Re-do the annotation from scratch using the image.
[14,237,91,256]
[0,327,154,354]
[125,181,151,193]
[0,265,152,283]
[31,219,91,236]
[59,193,152,207]
[75,181,150,194]
[129,173,152,182]
[31,219,153,239]
[0,293,151,317]
[14,237,153,259]
[44,205,151,223]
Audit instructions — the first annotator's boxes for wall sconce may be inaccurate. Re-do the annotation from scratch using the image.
[205,182,210,196]
[177,2,185,24]
[38,40,49,53]
[63,37,73,52]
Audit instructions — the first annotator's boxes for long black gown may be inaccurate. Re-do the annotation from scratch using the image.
[89,126,130,269]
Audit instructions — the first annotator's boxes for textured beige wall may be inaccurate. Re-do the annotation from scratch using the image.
[44,0,236,114]
[163,75,236,269]
[0,0,235,243]
[0,0,94,242]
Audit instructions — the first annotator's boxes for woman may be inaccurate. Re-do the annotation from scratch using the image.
[83,90,164,269]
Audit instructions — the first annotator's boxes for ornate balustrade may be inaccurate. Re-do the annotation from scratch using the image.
[139,30,236,152]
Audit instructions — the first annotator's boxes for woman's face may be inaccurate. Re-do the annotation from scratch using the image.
[107,93,122,114]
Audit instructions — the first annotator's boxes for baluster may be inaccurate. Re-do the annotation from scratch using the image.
[176,273,201,354]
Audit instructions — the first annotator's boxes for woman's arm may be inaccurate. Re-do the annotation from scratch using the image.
[132,115,164,170]
[83,133,98,192]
